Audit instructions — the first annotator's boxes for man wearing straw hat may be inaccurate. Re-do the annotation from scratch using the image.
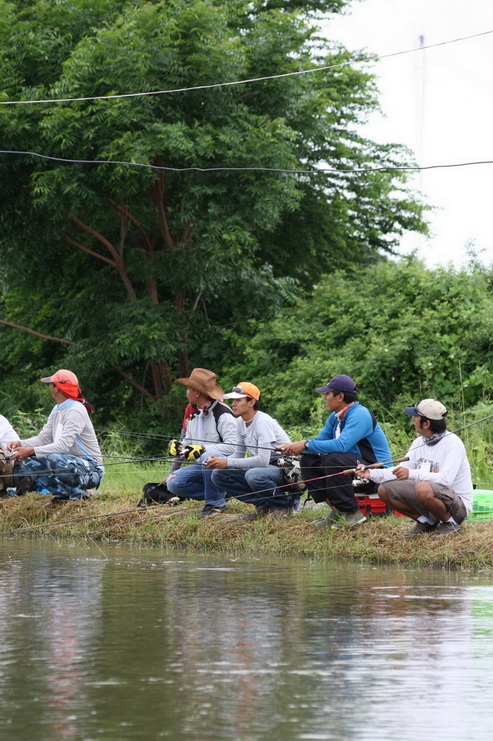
[5,369,104,505]
[166,368,236,518]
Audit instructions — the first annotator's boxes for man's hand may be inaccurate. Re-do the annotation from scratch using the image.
[7,441,21,452]
[9,446,35,461]
[277,440,306,456]
[202,456,227,470]
[354,464,370,480]
[392,466,409,480]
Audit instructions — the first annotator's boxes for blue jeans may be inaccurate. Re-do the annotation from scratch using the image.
[211,466,291,510]
[167,451,227,508]
[14,454,103,500]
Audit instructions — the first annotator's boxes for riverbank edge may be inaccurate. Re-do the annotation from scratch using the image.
[1,493,493,571]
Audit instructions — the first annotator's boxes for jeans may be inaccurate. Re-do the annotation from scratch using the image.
[211,466,291,510]
[14,454,103,500]
[166,450,227,508]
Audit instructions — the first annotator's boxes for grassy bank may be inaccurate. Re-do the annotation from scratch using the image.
[1,464,493,571]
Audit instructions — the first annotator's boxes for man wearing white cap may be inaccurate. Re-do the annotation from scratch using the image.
[356,399,473,538]
[206,382,293,518]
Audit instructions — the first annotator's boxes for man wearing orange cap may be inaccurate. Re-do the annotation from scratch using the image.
[205,382,293,518]
[6,369,104,505]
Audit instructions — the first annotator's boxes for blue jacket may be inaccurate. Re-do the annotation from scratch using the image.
[305,403,392,464]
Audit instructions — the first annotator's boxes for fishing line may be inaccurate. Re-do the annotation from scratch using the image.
[2,412,491,492]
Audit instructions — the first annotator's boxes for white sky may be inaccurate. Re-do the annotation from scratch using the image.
[324,0,493,268]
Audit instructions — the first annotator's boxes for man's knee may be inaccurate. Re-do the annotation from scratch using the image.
[414,481,435,505]
[378,484,390,503]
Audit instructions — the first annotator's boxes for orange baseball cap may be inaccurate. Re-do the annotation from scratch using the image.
[40,369,81,400]
[223,382,260,401]
[41,369,79,386]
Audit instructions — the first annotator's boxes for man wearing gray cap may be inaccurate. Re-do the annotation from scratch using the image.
[279,374,392,529]
[356,399,473,538]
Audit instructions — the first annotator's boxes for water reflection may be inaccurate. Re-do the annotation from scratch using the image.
[0,539,492,740]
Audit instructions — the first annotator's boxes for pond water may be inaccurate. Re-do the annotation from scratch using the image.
[0,538,492,740]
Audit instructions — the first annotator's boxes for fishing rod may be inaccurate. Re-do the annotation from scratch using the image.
[2,411,492,491]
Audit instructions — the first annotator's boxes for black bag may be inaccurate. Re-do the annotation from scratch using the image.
[137,483,183,508]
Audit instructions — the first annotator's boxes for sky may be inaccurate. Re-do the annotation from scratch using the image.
[324,0,493,268]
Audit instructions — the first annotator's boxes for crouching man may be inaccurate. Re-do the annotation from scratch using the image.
[6,369,104,506]
[206,382,293,519]
[356,399,473,538]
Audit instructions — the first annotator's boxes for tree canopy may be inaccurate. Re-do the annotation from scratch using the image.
[0,0,427,424]
[219,256,493,432]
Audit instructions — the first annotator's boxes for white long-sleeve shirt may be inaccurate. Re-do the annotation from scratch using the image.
[0,415,20,452]
[227,411,290,469]
[22,399,103,468]
[369,432,473,514]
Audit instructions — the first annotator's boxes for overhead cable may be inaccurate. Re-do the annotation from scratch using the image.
[1,149,493,174]
[0,30,491,107]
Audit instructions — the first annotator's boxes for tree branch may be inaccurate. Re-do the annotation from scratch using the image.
[0,319,75,345]
[152,167,175,249]
[110,365,156,402]
[61,233,117,267]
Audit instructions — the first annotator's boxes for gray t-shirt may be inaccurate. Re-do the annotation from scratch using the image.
[227,411,290,469]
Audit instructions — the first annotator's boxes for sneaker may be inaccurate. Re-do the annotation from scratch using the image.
[268,508,292,519]
[314,511,340,528]
[431,521,462,539]
[45,498,69,508]
[329,510,367,530]
[197,505,226,519]
[402,521,438,538]
[242,507,271,521]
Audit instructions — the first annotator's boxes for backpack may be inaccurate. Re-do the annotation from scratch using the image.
[137,482,183,508]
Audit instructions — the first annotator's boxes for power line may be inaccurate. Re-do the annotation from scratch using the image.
[0,30,491,107]
[2,149,493,174]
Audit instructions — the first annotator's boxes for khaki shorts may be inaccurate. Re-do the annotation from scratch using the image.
[380,480,467,524]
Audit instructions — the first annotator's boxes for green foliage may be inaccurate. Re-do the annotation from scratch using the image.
[219,257,493,430]
[0,0,427,424]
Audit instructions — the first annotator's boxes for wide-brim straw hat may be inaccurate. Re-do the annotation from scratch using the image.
[175,368,224,401]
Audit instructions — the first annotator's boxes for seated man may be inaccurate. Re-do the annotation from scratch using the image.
[356,399,473,538]
[0,414,20,495]
[6,369,104,506]
[206,382,293,519]
[166,368,236,518]
[278,374,392,529]
[0,414,19,452]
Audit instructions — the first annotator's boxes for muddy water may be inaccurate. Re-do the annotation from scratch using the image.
[0,538,492,740]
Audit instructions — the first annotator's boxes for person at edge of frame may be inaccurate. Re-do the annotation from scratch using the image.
[166,368,236,518]
[0,414,20,495]
[355,399,473,539]
[5,369,104,507]
[278,374,392,530]
[204,382,293,520]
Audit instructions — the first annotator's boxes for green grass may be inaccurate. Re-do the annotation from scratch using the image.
[2,482,493,572]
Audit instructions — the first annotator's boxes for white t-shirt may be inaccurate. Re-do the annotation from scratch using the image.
[370,432,474,514]
[0,415,20,452]
[227,411,290,469]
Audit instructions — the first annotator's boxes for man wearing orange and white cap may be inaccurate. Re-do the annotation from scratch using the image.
[7,369,104,505]
[206,383,293,518]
